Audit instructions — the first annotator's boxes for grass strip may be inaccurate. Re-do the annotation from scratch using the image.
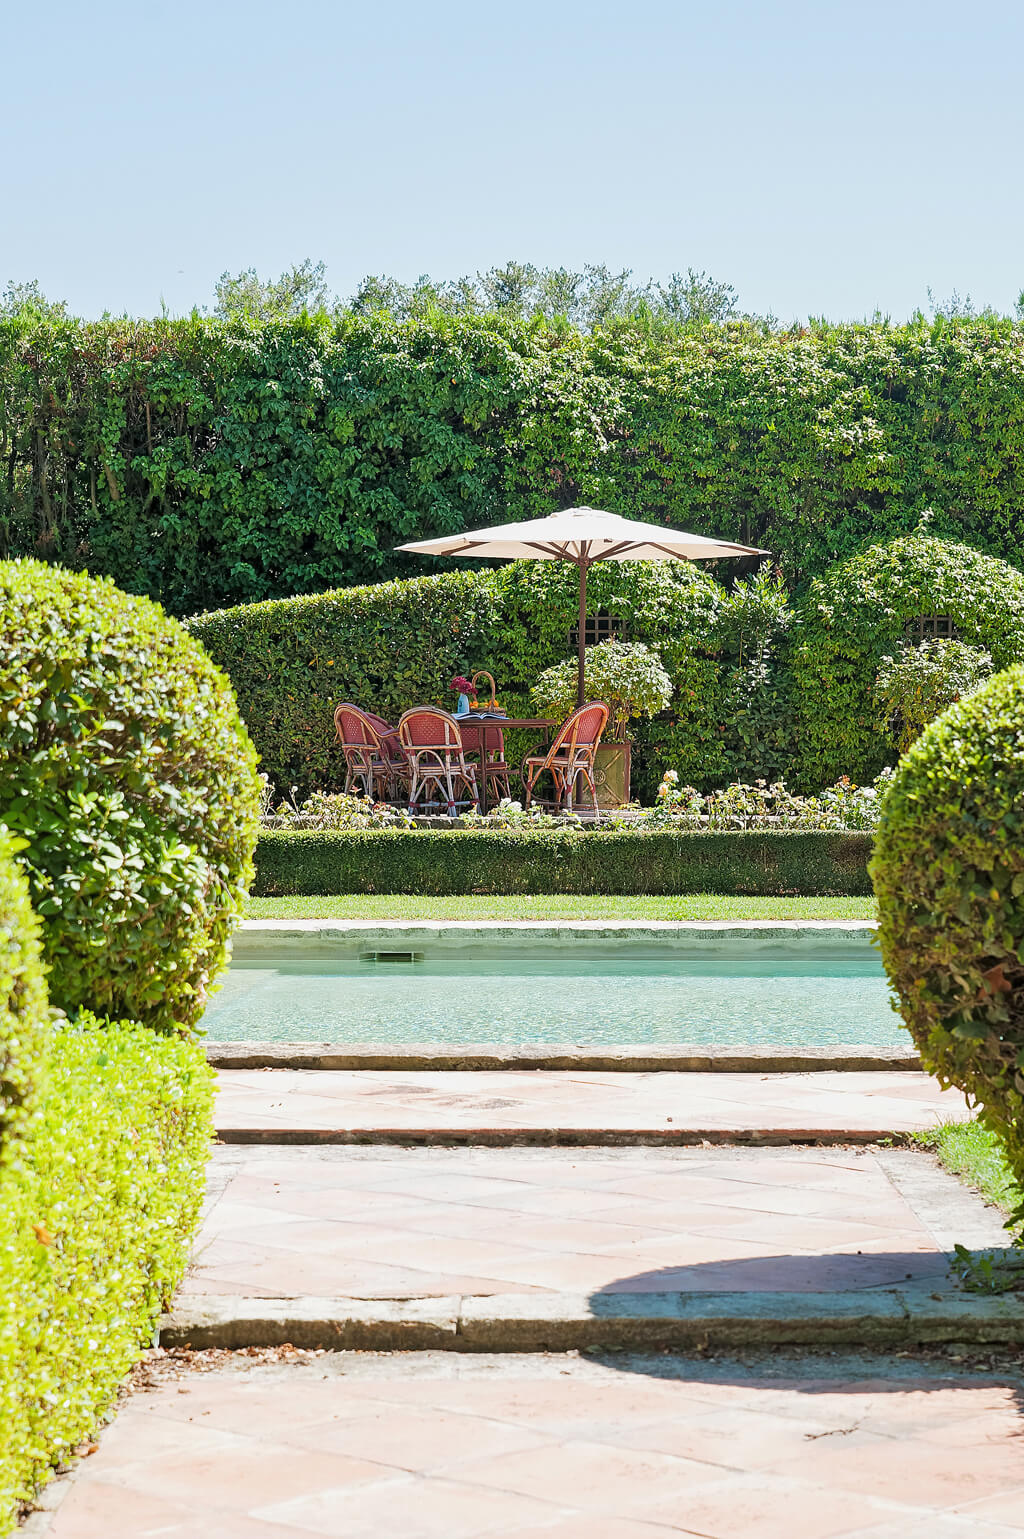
[244,893,877,921]
[914,1119,1023,1220]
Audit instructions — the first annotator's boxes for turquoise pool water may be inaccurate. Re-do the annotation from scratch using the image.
[202,946,903,1048]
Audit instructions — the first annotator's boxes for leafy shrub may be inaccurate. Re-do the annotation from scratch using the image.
[0,559,261,1032]
[875,638,993,751]
[5,311,1024,613]
[791,535,1024,787]
[254,826,874,897]
[530,639,674,741]
[0,832,50,1156]
[871,665,1024,1215]
[0,1013,213,1528]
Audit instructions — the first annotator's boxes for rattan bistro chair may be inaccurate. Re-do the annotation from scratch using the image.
[333,703,409,802]
[398,708,479,815]
[522,701,609,817]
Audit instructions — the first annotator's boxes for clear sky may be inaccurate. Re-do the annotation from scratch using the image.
[3,0,1022,323]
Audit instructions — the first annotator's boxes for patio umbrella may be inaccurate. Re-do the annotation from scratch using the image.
[397,506,766,707]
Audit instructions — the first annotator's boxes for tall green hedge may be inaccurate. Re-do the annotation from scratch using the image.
[4,309,1024,614]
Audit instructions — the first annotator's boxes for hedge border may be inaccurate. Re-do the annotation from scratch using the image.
[0,1016,214,1528]
[253,828,874,897]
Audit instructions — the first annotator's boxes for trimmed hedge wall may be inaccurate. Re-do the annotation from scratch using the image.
[0,1015,213,1529]
[5,310,1024,614]
[254,828,874,897]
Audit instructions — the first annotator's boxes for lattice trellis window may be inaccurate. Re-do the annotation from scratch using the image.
[904,615,959,642]
[568,611,626,648]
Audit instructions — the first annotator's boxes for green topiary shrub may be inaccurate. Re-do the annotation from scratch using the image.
[0,1013,213,1528]
[0,559,261,1033]
[791,535,1024,787]
[871,665,1024,1213]
[531,640,673,741]
[0,832,51,1157]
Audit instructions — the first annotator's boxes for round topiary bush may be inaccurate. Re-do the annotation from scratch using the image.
[871,664,1024,1207]
[0,559,261,1033]
[791,535,1024,787]
[0,829,50,1156]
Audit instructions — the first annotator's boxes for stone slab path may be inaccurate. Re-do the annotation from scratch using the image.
[35,1351,1024,1538]
[182,1145,1001,1302]
[214,1069,970,1143]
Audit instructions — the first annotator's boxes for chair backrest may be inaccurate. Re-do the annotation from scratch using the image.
[334,703,384,755]
[364,710,402,756]
[550,701,609,759]
[398,708,466,754]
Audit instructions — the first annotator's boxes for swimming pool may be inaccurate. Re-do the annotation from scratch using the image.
[201,923,903,1050]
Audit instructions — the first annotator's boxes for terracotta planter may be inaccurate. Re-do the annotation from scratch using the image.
[575,741,631,810]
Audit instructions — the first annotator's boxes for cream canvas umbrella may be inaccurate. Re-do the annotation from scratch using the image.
[398,506,766,707]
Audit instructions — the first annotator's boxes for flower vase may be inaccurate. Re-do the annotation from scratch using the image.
[457,693,470,714]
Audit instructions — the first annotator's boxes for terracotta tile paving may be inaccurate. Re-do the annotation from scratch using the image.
[41,1353,1024,1537]
[178,1145,1003,1300]
[213,1068,970,1137]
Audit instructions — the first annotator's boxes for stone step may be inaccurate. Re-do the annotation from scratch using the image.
[213,1067,969,1144]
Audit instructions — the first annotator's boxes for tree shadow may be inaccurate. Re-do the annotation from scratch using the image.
[582,1245,1024,1417]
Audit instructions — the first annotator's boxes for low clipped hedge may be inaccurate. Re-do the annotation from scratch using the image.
[872,665,1024,1214]
[0,1013,213,1529]
[0,558,261,1034]
[254,827,874,897]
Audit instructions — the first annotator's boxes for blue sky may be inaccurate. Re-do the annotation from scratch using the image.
[3,0,1022,322]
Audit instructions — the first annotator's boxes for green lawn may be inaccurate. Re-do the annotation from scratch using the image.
[245,893,877,921]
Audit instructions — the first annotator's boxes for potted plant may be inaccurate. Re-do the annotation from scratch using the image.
[530,639,673,806]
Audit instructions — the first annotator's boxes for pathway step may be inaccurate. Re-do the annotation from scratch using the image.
[207,1042,922,1073]
[213,1068,969,1144]
[174,1145,1008,1352]
[31,1351,1024,1539]
[162,1286,1024,1352]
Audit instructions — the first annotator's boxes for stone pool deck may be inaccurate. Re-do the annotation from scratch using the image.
[213,1067,971,1145]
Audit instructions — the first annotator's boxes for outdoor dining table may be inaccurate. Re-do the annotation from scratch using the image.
[456,714,556,814]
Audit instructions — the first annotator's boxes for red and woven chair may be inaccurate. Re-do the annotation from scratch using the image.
[460,722,512,805]
[333,703,409,803]
[522,701,609,817]
[398,708,479,815]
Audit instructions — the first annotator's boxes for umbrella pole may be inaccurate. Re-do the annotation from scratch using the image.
[576,558,588,709]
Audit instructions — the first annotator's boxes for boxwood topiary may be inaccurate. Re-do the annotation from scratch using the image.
[0,830,50,1158]
[871,664,1024,1210]
[0,559,261,1033]
[791,535,1024,788]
